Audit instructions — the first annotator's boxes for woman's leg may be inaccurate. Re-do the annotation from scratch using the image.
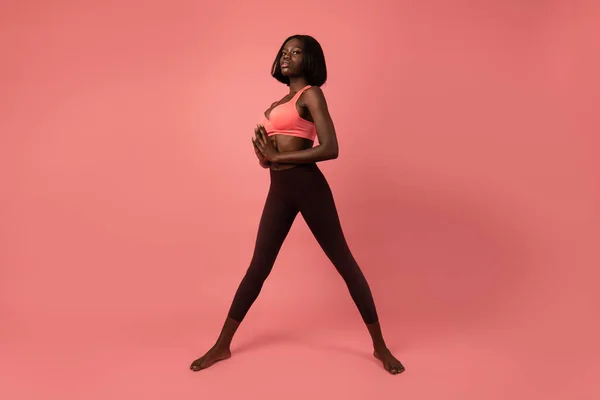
[298,175,378,324]
[190,187,298,371]
[298,170,405,374]
[227,188,299,322]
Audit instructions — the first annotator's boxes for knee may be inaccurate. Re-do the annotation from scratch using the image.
[244,262,271,284]
[334,260,364,281]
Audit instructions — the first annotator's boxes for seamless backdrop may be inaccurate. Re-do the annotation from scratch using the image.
[1,0,598,399]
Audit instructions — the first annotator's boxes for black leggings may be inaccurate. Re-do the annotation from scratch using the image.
[227,163,379,324]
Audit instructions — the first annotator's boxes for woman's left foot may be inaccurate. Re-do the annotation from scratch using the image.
[374,347,405,375]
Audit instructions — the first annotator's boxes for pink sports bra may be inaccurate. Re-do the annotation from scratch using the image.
[261,85,317,141]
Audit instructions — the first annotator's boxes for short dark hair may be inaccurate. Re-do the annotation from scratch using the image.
[271,35,327,87]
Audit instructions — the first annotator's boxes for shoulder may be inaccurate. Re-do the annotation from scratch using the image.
[301,86,327,107]
[304,85,324,99]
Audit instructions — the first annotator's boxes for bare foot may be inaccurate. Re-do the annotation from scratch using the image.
[190,346,231,371]
[374,347,405,375]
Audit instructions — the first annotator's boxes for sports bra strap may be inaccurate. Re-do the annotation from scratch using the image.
[292,85,312,103]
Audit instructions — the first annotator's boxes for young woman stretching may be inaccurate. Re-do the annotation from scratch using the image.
[190,34,405,375]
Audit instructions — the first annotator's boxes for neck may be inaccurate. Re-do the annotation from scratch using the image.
[288,77,308,93]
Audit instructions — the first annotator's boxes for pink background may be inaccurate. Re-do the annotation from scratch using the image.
[1,0,598,399]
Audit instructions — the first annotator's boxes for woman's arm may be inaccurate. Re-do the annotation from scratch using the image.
[272,86,339,164]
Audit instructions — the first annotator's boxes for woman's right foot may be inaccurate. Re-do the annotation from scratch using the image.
[190,346,231,371]
[374,347,405,375]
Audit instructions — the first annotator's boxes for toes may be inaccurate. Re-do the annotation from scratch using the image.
[392,363,405,374]
[374,351,405,375]
[190,360,203,371]
[385,360,405,375]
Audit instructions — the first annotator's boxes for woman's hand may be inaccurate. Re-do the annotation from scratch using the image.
[252,137,270,168]
[252,125,279,162]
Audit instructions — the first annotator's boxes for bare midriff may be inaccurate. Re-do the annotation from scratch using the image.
[268,134,314,171]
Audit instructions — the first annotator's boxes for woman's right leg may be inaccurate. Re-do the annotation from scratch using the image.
[227,188,299,322]
[190,186,298,371]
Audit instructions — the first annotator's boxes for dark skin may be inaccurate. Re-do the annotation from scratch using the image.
[191,38,405,375]
[252,39,338,169]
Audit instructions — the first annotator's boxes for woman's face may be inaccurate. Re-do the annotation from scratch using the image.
[280,38,304,77]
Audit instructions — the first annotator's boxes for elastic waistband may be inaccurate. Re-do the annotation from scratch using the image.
[270,162,317,174]
[269,163,321,183]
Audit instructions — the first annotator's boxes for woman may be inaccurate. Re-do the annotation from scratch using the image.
[190,35,405,375]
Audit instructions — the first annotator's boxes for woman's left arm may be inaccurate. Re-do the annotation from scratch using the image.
[269,86,339,164]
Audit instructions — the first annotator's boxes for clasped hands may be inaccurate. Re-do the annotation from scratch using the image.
[252,124,279,166]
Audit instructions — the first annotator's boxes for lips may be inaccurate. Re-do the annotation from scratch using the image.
[281,62,290,68]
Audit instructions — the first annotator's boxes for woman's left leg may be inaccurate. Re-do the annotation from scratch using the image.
[297,166,405,374]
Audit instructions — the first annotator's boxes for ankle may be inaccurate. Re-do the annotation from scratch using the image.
[213,340,232,351]
[213,317,240,351]
[373,342,389,353]
[366,321,387,349]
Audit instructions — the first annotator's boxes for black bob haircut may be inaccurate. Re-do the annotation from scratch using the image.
[271,35,327,87]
